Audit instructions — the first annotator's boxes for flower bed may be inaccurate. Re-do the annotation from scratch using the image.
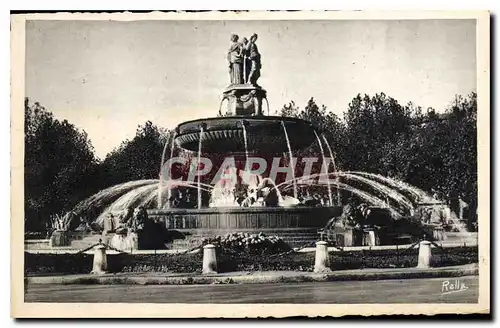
[24,246,478,275]
[202,232,292,255]
[25,252,93,274]
[24,252,203,275]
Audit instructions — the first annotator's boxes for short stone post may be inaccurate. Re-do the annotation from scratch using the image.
[417,240,432,269]
[314,241,331,273]
[202,244,217,274]
[91,243,108,274]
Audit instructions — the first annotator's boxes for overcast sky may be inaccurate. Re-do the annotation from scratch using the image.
[25,19,476,158]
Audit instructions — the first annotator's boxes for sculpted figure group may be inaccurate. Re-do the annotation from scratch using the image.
[103,206,149,235]
[227,33,261,86]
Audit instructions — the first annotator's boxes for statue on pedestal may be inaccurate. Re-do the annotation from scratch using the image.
[227,34,244,85]
[227,33,262,86]
[242,34,261,86]
[222,33,267,116]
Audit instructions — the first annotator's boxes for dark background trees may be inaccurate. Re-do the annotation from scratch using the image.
[277,92,477,217]
[98,121,170,186]
[24,99,99,231]
[24,92,478,232]
[24,99,170,232]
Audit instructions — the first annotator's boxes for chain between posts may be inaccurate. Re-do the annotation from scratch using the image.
[75,238,131,255]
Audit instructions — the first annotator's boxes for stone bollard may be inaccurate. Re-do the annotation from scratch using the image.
[202,244,217,274]
[314,241,331,273]
[417,240,432,269]
[91,244,108,274]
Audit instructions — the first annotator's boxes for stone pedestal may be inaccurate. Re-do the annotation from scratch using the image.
[202,244,218,274]
[314,241,331,273]
[221,84,267,116]
[91,244,108,274]
[417,240,432,269]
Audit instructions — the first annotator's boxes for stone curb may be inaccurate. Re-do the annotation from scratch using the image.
[26,265,478,286]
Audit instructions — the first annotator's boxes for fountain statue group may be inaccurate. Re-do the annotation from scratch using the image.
[227,33,261,86]
[103,206,149,235]
[222,33,267,116]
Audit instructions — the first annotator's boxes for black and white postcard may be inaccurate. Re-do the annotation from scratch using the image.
[10,10,490,318]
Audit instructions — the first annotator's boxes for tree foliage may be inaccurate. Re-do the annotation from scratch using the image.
[24,99,99,231]
[279,93,477,214]
[99,121,170,186]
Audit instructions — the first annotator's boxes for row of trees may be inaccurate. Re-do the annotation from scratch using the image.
[277,93,477,217]
[24,99,170,231]
[24,92,477,232]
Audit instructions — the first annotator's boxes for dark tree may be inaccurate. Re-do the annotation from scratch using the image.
[99,121,170,186]
[343,93,416,174]
[277,92,477,220]
[24,98,99,232]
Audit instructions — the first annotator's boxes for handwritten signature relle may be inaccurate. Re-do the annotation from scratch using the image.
[441,279,469,295]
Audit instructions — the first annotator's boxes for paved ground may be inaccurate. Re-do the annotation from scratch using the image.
[25,275,478,303]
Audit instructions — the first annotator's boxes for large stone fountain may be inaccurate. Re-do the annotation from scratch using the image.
[149,33,343,248]
[45,33,474,251]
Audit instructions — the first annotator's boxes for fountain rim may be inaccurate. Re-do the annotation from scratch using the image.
[174,115,318,132]
[145,205,398,215]
[147,205,344,215]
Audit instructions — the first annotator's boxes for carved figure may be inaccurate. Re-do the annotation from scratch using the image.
[243,33,261,86]
[227,34,244,85]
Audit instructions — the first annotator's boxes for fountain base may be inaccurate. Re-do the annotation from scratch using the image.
[221,84,267,116]
[147,206,343,248]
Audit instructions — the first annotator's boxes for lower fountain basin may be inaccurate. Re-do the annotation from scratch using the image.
[174,116,318,153]
[147,206,342,248]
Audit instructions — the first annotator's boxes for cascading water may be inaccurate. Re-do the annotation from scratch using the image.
[209,166,240,207]
[281,121,298,199]
[334,172,414,213]
[313,130,333,206]
[65,168,473,244]
[67,180,158,225]
[349,171,433,203]
[272,170,473,241]
[157,179,163,209]
[321,134,340,206]
[197,126,205,209]
[158,131,177,209]
[275,171,416,214]
[167,131,177,209]
[242,121,249,165]
[96,183,159,223]
[278,173,398,213]
[264,98,270,116]
[348,171,470,235]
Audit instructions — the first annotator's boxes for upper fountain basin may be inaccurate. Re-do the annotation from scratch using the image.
[174,116,318,153]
